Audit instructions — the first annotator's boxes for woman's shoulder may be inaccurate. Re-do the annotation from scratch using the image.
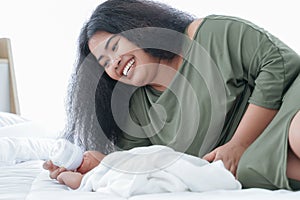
[198,15,266,34]
[186,18,204,39]
[187,15,271,40]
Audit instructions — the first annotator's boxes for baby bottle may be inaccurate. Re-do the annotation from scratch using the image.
[49,138,84,171]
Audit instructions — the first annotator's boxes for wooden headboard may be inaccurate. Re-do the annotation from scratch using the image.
[0,38,20,114]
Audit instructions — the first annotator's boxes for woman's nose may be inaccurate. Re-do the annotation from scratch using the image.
[110,56,121,69]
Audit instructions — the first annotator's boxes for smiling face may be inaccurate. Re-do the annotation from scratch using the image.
[88,31,162,87]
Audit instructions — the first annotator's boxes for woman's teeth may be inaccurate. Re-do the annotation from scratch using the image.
[123,58,135,76]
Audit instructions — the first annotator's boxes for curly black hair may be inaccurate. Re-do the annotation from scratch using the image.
[63,0,194,153]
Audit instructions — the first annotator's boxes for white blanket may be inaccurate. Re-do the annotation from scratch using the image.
[78,145,241,197]
[0,137,55,166]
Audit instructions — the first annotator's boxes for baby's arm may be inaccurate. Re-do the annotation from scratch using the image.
[57,171,84,189]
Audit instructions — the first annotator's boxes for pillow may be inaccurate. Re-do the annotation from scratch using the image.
[0,121,59,138]
[0,112,60,138]
[0,136,56,166]
[0,112,28,127]
[0,112,60,166]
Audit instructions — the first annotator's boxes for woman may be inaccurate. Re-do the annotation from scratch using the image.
[59,0,300,190]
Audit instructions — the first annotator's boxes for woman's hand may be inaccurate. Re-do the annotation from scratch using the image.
[43,160,67,180]
[202,141,247,177]
[203,104,278,177]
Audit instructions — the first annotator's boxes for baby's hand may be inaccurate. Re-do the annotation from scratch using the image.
[43,160,67,180]
[57,171,83,189]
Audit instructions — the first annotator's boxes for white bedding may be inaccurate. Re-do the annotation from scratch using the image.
[1,115,300,200]
[0,160,44,200]
[1,161,300,200]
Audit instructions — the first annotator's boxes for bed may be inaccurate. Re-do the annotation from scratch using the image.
[1,112,300,200]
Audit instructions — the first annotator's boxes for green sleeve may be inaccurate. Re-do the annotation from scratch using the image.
[248,35,300,109]
[199,15,300,110]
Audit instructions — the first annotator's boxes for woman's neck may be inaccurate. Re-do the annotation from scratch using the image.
[148,19,204,91]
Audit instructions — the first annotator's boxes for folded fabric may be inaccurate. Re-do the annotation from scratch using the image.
[78,145,241,197]
[0,112,28,127]
[0,137,55,166]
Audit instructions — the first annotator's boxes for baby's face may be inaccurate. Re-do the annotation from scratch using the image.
[76,151,105,174]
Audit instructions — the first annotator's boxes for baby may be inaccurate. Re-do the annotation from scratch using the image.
[43,139,105,189]
[43,144,242,196]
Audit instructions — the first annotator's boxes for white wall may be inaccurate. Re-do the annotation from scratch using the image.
[1,0,299,131]
[0,0,102,130]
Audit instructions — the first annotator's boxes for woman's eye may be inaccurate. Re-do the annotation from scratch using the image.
[112,37,120,51]
[103,60,110,68]
[112,42,118,51]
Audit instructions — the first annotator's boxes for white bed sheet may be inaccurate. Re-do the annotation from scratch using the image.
[1,160,300,200]
[0,160,43,200]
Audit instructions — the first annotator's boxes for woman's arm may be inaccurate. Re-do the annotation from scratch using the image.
[230,103,278,151]
[203,103,278,176]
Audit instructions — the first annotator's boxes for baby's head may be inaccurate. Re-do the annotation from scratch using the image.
[76,150,106,174]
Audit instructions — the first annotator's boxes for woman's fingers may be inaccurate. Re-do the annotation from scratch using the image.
[205,151,238,177]
[230,164,237,177]
[220,158,237,177]
[202,151,216,162]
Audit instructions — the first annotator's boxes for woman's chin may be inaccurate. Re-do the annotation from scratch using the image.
[119,73,148,87]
